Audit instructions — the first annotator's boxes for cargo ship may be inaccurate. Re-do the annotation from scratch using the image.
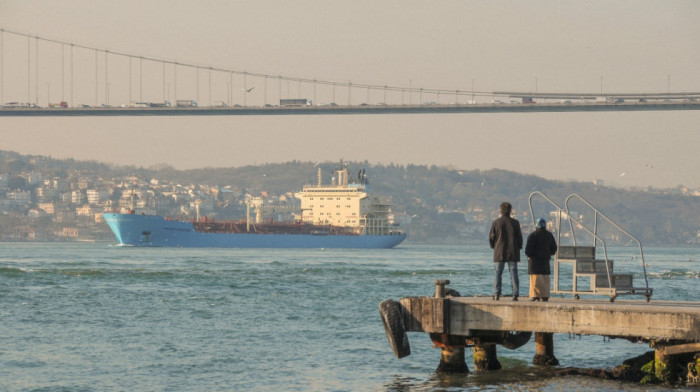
[103,164,406,248]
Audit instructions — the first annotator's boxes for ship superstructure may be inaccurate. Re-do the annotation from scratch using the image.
[295,163,398,236]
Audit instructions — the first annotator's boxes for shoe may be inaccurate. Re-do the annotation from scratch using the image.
[542,298,549,302]
[512,296,518,301]
[493,294,500,301]
[530,297,540,301]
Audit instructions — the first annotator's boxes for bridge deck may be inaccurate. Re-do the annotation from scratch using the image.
[399,296,700,342]
[2,101,700,116]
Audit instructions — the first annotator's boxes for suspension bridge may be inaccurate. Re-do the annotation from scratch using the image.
[1,28,699,116]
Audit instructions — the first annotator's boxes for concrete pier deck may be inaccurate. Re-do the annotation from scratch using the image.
[399,295,700,342]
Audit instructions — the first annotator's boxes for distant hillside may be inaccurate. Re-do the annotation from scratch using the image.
[0,151,698,245]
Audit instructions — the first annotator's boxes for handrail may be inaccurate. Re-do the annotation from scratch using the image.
[529,191,613,289]
[564,193,649,290]
[528,191,573,246]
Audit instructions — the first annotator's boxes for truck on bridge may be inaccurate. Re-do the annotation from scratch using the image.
[280,98,312,107]
[176,100,198,108]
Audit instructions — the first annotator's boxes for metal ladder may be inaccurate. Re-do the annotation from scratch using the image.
[528,192,652,302]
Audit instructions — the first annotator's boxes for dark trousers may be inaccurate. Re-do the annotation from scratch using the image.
[494,261,519,297]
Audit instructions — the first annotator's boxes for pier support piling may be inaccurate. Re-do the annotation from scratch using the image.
[472,341,501,372]
[533,332,559,367]
[436,346,469,374]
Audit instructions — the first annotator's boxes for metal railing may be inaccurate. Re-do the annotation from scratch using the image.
[528,191,651,297]
[564,193,650,291]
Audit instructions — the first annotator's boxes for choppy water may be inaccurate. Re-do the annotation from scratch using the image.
[0,243,698,391]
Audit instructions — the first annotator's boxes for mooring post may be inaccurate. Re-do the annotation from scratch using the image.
[430,281,468,374]
[472,341,501,371]
[434,279,450,298]
[533,332,559,366]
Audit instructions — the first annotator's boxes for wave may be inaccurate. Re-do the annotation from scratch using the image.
[646,270,699,279]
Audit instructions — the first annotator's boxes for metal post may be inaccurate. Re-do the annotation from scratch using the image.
[208,67,211,107]
[174,62,177,102]
[244,72,247,107]
[348,82,351,106]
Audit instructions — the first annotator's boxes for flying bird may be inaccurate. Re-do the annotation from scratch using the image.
[645,163,654,169]
[619,172,626,177]
[242,87,255,92]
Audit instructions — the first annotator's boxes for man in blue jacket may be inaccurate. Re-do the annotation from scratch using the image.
[489,202,523,301]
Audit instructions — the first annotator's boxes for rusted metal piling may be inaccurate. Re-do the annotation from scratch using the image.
[380,280,700,384]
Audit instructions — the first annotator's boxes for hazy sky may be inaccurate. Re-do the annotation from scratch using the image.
[1,1,699,188]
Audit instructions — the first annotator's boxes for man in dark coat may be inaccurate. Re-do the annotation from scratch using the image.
[525,218,558,301]
[489,202,523,301]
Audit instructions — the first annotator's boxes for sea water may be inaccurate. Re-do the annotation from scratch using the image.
[0,243,697,391]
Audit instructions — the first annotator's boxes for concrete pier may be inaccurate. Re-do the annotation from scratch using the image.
[399,296,700,342]
[391,291,699,382]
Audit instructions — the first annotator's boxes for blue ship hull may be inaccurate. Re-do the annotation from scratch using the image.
[103,213,406,249]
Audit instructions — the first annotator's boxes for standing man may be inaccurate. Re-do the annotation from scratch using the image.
[489,202,523,301]
[525,218,558,301]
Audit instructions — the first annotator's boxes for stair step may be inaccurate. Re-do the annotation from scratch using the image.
[575,259,614,273]
[593,273,633,289]
[558,246,595,260]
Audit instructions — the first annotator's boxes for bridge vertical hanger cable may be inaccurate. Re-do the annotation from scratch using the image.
[1,29,3,105]
[105,50,109,106]
[35,36,38,105]
[94,49,98,106]
[27,36,30,104]
[70,44,73,107]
